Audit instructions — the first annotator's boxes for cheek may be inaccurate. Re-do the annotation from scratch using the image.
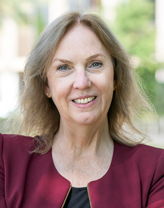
[48,77,62,95]
[50,81,70,107]
[98,75,114,93]
[99,77,114,104]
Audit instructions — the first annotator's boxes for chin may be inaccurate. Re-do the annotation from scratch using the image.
[74,115,97,125]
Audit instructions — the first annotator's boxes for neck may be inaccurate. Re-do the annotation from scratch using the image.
[53,117,113,157]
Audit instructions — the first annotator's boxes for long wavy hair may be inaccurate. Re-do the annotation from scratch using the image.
[19,11,153,153]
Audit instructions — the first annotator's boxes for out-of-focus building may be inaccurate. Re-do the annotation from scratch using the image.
[0,17,35,117]
[48,0,101,22]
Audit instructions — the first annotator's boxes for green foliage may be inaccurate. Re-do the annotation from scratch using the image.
[112,0,164,115]
[0,0,30,25]
[37,8,46,35]
[0,0,47,35]
[35,3,48,36]
[114,0,155,57]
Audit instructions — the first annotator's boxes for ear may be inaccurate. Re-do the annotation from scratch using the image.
[45,85,52,98]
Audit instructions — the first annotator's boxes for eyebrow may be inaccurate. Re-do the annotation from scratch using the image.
[86,53,105,61]
[53,53,105,64]
[53,58,73,64]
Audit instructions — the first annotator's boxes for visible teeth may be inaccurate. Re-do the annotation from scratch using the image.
[88,97,92,102]
[74,97,95,104]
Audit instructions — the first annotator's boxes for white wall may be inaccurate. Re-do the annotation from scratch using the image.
[0,71,19,117]
[48,0,69,23]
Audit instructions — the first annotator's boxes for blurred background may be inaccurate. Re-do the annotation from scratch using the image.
[0,0,164,147]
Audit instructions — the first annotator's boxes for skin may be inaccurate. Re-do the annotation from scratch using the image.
[45,24,115,187]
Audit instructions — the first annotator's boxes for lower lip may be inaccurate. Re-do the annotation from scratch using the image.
[72,97,97,108]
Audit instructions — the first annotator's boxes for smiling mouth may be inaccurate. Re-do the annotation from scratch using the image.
[73,96,96,104]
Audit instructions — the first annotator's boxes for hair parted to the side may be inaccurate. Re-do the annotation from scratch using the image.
[19,11,153,154]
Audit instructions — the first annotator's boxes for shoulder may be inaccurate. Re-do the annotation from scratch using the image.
[0,133,35,158]
[0,133,34,143]
[115,141,164,162]
[123,144,164,207]
[0,134,37,183]
[115,141,164,178]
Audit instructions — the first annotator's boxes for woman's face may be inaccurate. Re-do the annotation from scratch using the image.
[46,25,115,126]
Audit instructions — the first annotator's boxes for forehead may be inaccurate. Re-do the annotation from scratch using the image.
[54,24,109,58]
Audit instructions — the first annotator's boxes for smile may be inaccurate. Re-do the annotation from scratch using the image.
[73,96,96,104]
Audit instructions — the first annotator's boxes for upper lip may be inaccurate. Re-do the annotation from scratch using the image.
[72,95,96,100]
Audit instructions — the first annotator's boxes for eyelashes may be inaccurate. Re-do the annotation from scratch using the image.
[57,61,103,71]
[57,65,71,71]
[88,61,103,69]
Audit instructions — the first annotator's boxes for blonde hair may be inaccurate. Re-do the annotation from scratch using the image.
[19,11,152,153]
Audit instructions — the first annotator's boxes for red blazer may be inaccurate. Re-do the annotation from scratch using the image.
[0,134,164,208]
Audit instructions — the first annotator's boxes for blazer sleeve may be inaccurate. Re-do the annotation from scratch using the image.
[0,134,7,207]
[146,149,164,207]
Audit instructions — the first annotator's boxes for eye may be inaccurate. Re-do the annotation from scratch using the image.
[57,65,71,71]
[88,61,103,69]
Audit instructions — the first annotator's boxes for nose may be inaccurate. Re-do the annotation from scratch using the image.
[73,70,91,90]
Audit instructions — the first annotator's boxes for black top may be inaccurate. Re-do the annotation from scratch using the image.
[64,187,91,208]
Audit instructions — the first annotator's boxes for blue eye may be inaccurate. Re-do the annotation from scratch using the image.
[57,65,70,71]
[89,62,103,69]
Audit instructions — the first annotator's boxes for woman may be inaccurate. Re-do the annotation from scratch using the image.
[0,12,164,208]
